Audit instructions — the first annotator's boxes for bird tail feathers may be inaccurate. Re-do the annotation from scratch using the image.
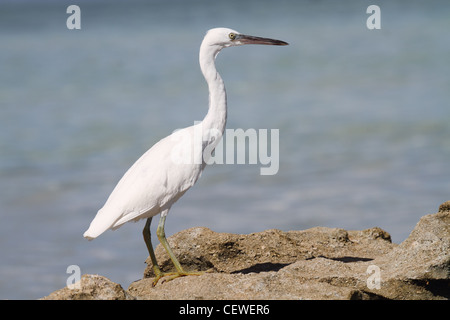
[83,208,118,240]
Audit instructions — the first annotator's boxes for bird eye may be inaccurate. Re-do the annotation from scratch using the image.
[228,33,236,40]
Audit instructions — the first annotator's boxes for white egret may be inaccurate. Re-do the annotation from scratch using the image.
[83,27,288,285]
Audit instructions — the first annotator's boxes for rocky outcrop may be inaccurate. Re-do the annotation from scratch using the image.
[42,273,133,300]
[42,202,450,300]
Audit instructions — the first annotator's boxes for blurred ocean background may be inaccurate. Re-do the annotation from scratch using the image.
[1,0,449,299]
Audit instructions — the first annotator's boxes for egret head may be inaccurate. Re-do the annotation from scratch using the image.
[203,28,288,49]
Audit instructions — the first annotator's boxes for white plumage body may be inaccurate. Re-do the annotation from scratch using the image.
[82,28,287,259]
[83,124,210,239]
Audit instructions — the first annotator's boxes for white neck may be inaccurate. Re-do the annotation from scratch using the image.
[199,43,227,141]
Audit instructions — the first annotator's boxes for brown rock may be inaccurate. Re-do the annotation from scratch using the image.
[439,201,450,213]
[41,274,133,300]
[143,226,393,278]
[42,202,450,300]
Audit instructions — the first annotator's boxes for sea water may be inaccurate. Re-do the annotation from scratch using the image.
[0,0,449,299]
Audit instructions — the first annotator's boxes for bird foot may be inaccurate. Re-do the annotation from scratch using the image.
[152,270,206,287]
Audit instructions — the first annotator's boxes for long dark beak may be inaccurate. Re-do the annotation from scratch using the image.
[237,34,288,46]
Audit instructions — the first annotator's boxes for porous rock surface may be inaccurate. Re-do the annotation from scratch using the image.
[42,202,450,300]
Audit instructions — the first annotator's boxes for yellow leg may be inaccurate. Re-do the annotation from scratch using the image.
[154,213,204,285]
[142,217,165,284]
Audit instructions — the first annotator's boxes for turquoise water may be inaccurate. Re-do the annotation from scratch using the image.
[1,0,449,299]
